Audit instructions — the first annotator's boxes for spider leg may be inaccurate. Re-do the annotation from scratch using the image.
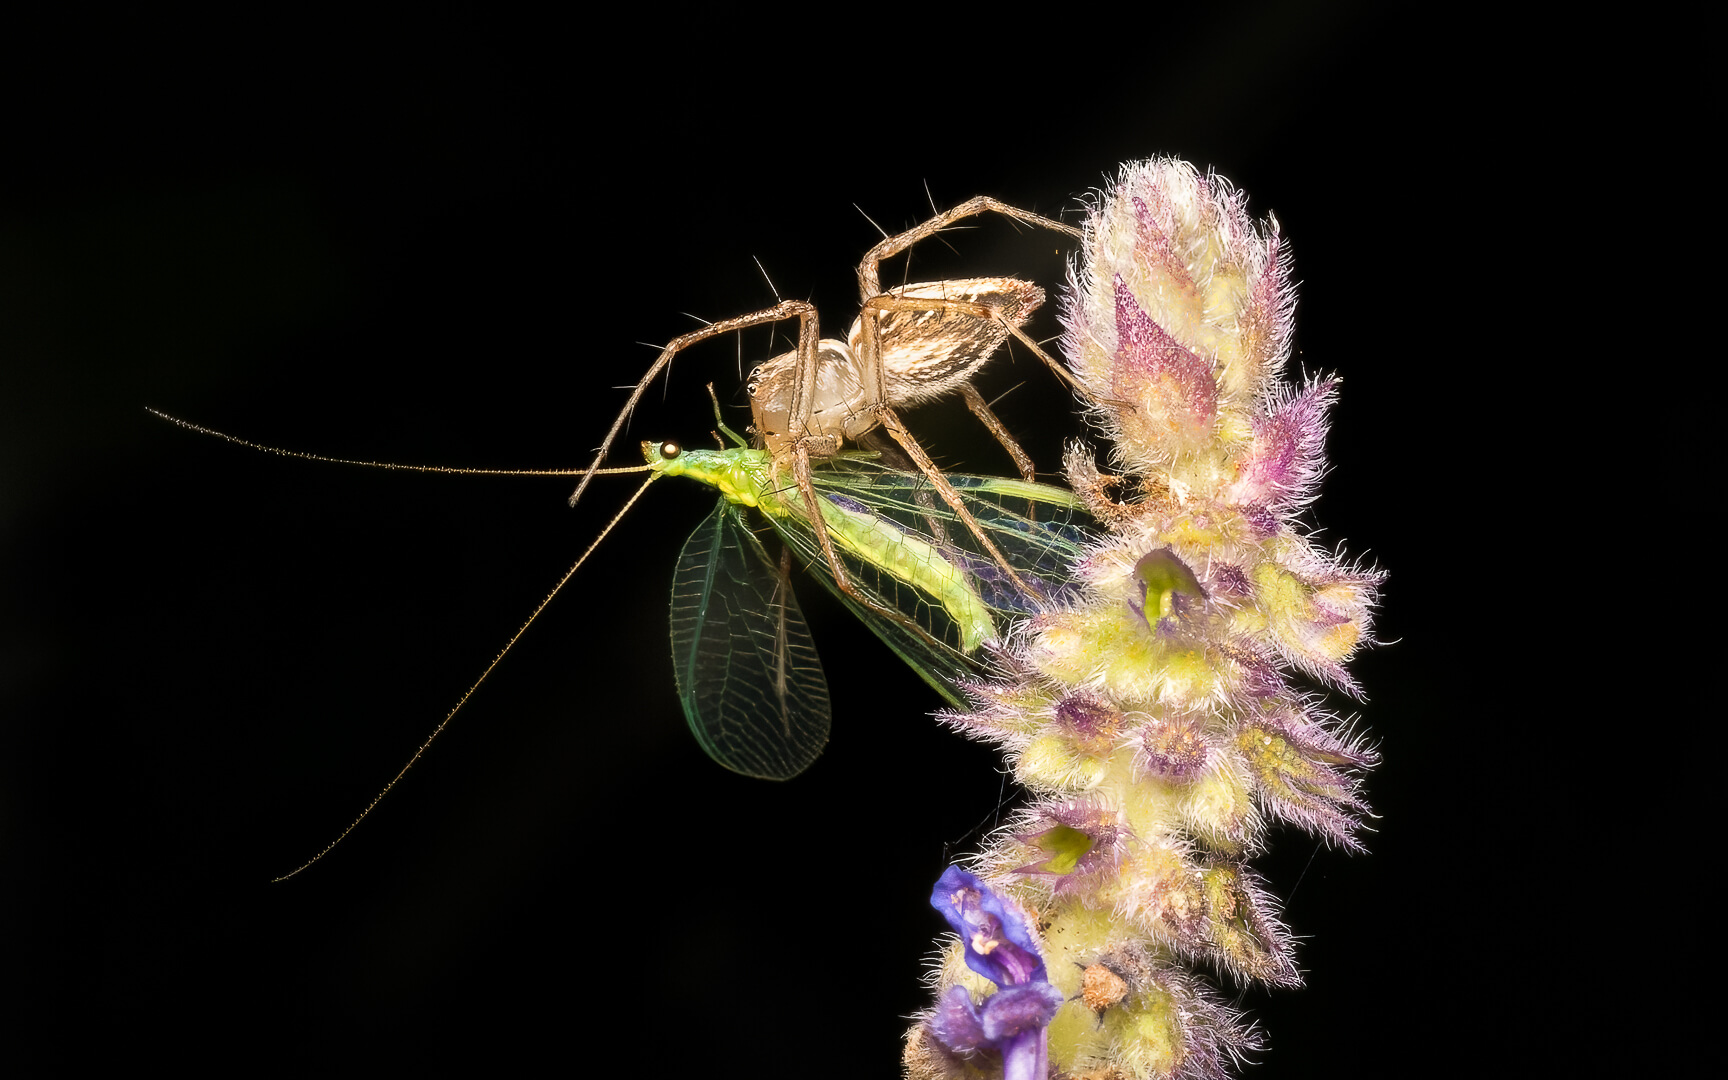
[958,383,1036,482]
[998,320,1094,396]
[786,440,950,650]
[875,406,1037,597]
[856,195,1082,299]
[569,300,817,509]
[854,288,1060,481]
[996,319,1137,413]
[846,197,1082,457]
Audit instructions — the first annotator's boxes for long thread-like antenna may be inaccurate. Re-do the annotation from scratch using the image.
[273,470,660,881]
[146,407,657,879]
[146,408,637,478]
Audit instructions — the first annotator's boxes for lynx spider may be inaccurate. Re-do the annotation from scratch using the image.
[571,196,1086,629]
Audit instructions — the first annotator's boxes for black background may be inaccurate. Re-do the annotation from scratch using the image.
[5,6,1591,1075]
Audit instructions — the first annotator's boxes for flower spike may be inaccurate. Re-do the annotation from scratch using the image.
[906,158,1382,1079]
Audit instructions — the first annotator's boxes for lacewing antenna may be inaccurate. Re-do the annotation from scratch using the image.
[272,470,659,881]
[147,408,657,878]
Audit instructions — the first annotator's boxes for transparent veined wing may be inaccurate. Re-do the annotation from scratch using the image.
[767,455,1094,705]
[817,464,1092,613]
[670,498,830,779]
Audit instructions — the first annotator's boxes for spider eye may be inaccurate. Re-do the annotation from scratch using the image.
[658,440,682,460]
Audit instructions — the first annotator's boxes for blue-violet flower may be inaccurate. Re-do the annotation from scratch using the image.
[923,866,1066,1080]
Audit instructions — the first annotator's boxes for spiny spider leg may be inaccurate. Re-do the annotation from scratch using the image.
[569,300,818,509]
[838,197,1088,583]
[876,407,1035,596]
[847,288,1058,589]
[781,441,955,654]
[957,383,1035,482]
[856,195,1083,297]
[850,196,1084,440]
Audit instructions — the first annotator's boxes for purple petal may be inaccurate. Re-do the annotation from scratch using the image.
[979,980,1066,1042]
[927,985,989,1052]
[1112,276,1217,439]
[930,866,1047,987]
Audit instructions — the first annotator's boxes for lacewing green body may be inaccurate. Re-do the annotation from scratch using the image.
[645,441,1091,780]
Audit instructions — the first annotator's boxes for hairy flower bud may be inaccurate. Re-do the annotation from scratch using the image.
[909,159,1381,1079]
